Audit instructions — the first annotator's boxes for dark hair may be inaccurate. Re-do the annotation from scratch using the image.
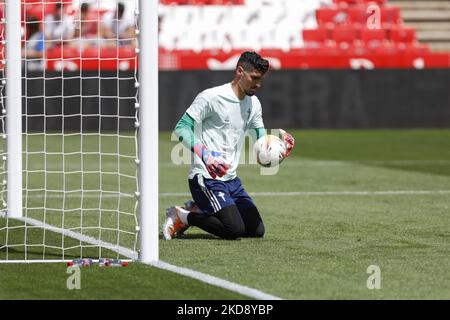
[237,51,269,74]
[81,3,90,13]
[26,17,41,35]
[118,2,125,16]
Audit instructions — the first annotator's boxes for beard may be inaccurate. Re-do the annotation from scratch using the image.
[245,89,257,96]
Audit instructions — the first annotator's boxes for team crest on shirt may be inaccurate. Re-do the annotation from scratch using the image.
[218,192,226,202]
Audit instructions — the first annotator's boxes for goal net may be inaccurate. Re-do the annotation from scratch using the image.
[0,0,157,263]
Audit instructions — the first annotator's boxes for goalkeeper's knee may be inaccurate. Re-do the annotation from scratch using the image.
[252,222,265,238]
[215,206,245,240]
[240,206,265,238]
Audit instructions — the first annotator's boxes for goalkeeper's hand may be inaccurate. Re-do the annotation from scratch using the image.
[279,129,295,157]
[193,144,229,179]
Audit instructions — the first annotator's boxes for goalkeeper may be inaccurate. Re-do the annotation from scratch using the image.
[163,51,295,240]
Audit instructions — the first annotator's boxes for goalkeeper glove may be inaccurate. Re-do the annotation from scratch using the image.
[193,143,229,179]
[279,129,295,157]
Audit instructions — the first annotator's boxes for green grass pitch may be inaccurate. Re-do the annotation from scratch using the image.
[1,129,450,299]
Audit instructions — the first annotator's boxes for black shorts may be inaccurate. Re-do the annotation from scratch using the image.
[188,174,256,215]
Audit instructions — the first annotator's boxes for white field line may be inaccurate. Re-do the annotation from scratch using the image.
[0,212,137,259]
[160,159,450,167]
[17,189,450,200]
[0,213,281,300]
[149,260,282,300]
[159,190,450,197]
[23,159,450,171]
[0,259,134,264]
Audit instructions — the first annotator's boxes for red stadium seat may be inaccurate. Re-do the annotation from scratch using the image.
[303,28,329,46]
[333,0,359,5]
[347,6,367,26]
[303,44,340,56]
[360,28,386,46]
[160,0,188,5]
[381,6,401,25]
[316,7,348,26]
[46,46,79,60]
[363,0,386,4]
[389,27,416,43]
[24,3,57,20]
[118,46,136,58]
[374,42,399,55]
[347,42,368,55]
[334,0,386,4]
[331,25,360,48]
[403,44,431,55]
[160,0,242,4]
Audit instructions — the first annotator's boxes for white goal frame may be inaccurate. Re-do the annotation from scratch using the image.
[1,0,158,264]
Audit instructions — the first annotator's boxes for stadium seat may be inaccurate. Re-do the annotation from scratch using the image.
[303,43,340,56]
[46,46,79,60]
[160,0,243,5]
[403,44,431,55]
[334,0,386,5]
[360,28,386,47]
[333,0,359,5]
[303,28,329,46]
[332,25,360,48]
[347,6,367,26]
[389,27,416,43]
[374,42,399,55]
[316,7,347,26]
[347,43,368,55]
[15,0,441,70]
[381,6,401,26]
[160,0,188,5]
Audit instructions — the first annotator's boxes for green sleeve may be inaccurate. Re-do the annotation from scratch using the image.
[248,127,266,143]
[174,112,199,150]
[249,128,266,142]
[254,127,266,140]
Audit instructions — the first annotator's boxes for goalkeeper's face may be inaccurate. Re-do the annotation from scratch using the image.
[238,67,265,97]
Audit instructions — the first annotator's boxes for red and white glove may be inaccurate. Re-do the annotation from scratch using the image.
[279,129,295,157]
[193,144,230,179]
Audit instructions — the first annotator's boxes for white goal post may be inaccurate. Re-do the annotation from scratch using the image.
[0,0,158,263]
[138,0,159,264]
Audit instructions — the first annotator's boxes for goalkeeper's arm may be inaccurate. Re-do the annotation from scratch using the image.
[174,112,198,151]
[174,113,229,178]
[247,127,267,147]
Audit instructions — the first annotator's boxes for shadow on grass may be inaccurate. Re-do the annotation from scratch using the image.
[159,233,225,240]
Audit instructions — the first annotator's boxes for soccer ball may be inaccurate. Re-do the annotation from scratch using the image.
[253,135,286,167]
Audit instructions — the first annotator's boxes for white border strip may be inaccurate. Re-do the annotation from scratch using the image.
[18,189,450,199]
[0,214,281,300]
